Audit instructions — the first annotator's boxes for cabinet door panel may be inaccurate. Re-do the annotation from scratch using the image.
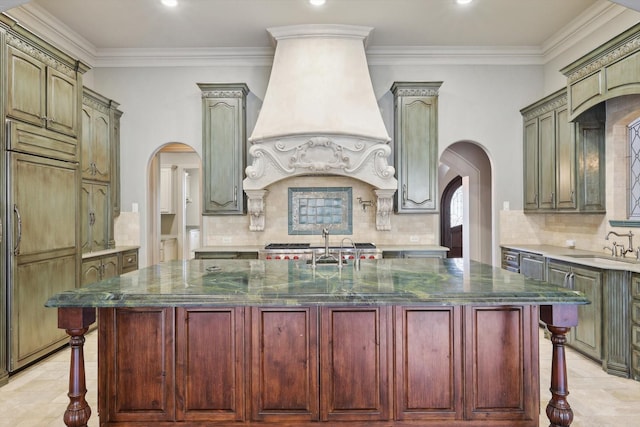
[177,307,245,422]
[102,308,175,422]
[523,118,539,210]
[571,267,602,359]
[251,307,318,422]
[395,307,462,421]
[464,305,538,422]
[92,184,109,250]
[555,106,576,209]
[81,258,102,286]
[7,46,46,127]
[320,306,391,422]
[538,111,556,209]
[46,67,77,137]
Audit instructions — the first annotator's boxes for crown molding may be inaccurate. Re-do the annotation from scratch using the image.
[5,0,632,69]
[542,1,629,63]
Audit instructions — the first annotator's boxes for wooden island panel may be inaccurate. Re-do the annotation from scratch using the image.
[96,305,542,426]
[250,306,318,422]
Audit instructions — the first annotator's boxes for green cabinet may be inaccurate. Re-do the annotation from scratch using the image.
[547,260,602,361]
[521,89,604,213]
[80,88,122,252]
[632,275,640,381]
[391,82,442,213]
[8,152,79,370]
[198,83,248,215]
[81,182,110,253]
[522,90,576,211]
[1,13,87,375]
[6,45,78,137]
[82,254,119,286]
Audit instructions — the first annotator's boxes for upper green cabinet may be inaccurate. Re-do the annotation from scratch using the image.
[521,89,604,213]
[391,82,442,213]
[561,22,640,120]
[6,45,79,138]
[198,83,249,215]
[80,88,123,252]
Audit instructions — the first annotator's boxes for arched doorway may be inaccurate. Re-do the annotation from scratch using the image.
[441,176,463,258]
[439,141,492,264]
[148,143,201,265]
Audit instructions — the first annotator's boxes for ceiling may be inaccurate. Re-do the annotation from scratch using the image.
[3,0,620,49]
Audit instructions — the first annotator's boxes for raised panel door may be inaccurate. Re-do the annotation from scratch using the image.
[251,307,318,422]
[46,66,77,137]
[100,307,175,423]
[199,83,248,215]
[320,306,391,422]
[538,111,556,209]
[81,258,102,286]
[8,152,78,370]
[555,106,577,209]
[394,306,462,421]
[523,118,539,210]
[571,266,602,360]
[101,254,119,280]
[6,46,46,127]
[463,305,538,422]
[82,105,110,181]
[203,97,244,213]
[91,183,109,250]
[176,307,245,422]
[399,96,437,211]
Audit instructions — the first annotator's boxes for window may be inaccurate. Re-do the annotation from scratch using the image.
[450,186,463,227]
[629,117,640,218]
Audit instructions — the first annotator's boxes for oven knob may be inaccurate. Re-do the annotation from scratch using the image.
[275,256,281,260]
[369,255,375,259]
[360,255,366,259]
[293,256,299,260]
[349,255,355,259]
[266,256,272,260]
[284,256,290,260]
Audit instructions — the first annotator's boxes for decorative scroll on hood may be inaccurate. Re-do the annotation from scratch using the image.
[243,24,397,232]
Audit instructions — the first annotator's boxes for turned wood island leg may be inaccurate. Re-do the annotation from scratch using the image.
[540,304,579,427]
[58,307,96,427]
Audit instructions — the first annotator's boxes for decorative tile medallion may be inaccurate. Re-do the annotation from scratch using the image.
[288,187,352,235]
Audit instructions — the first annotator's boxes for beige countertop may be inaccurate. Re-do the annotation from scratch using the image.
[82,246,140,260]
[501,244,640,273]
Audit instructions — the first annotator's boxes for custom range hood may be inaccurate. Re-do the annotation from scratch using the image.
[243,24,397,231]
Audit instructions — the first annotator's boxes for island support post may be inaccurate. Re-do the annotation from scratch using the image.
[58,307,96,427]
[540,304,579,427]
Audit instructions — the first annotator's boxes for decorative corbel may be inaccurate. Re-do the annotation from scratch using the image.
[245,189,268,231]
[374,189,395,231]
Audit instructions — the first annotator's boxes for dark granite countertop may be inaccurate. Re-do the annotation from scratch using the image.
[46,258,588,308]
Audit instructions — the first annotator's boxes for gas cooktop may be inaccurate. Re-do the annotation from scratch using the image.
[264,242,376,250]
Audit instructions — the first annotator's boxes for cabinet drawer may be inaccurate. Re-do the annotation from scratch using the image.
[633,276,640,298]
[501,249,519,271]
[120,250,138,274]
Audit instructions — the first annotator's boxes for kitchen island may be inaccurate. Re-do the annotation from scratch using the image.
[46,258,588,427]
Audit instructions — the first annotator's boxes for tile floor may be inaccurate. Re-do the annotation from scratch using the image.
[0,328,638,426]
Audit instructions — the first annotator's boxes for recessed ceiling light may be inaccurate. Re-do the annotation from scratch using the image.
[161,0,178,7]
[456,0,473,4]
[309,0,326,6]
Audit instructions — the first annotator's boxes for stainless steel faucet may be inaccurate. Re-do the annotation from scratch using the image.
[605,230,634,257]
[322,227,330,257]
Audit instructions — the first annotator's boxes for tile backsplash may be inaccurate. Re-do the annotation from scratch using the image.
[288,187,352,235]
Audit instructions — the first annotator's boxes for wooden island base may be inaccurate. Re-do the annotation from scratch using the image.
[57,303,577,427]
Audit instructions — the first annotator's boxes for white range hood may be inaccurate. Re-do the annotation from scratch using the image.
[243,24,397,231]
